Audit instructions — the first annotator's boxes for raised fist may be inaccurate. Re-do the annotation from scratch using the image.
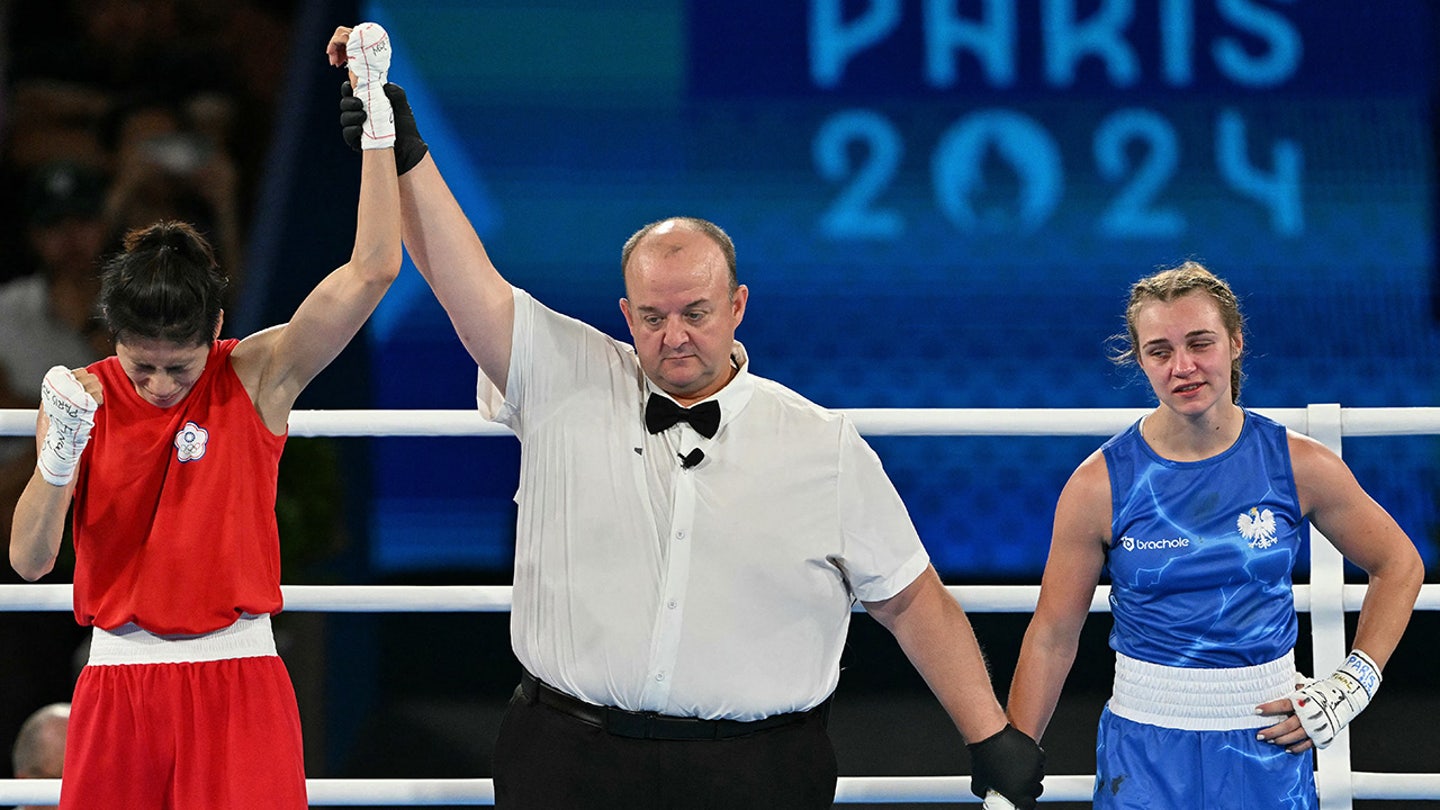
[345,23,395,149]
[37,366,99,486]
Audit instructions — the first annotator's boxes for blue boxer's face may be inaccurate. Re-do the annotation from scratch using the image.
[1134,292,1241,418]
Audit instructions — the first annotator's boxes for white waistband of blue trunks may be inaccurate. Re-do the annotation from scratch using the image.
[1108,650,1298,731]
[87,613,277,666]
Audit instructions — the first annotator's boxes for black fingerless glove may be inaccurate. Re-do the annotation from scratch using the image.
[340,81,429,175]
[967,723,1045,810]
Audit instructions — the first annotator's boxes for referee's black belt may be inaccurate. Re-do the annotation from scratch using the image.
[519,670,829,741]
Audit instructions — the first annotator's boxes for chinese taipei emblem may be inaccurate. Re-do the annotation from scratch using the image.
[174,421,209,463]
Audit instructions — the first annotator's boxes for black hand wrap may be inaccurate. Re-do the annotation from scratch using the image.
[967,724,1045,810]
[340,81,429,175]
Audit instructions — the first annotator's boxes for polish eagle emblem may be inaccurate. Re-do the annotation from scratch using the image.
[1237,507,1278,549]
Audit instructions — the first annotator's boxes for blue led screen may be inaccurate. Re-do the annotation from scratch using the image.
[358,1,1439,578]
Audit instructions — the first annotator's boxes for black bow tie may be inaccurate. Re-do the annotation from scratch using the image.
[645,394,721,439]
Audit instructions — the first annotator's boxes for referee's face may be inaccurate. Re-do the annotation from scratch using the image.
[621,226,747,406]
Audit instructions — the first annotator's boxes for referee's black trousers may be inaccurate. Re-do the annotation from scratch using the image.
[493,680,838,809]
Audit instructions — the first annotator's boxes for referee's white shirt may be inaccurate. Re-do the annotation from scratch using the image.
[479,288,929,721]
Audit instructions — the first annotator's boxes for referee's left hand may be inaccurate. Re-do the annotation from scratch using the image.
[968,724,1044,810]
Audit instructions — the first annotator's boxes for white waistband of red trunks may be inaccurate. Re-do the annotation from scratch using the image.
[87,613,277,665]
[1108,649,1298,731]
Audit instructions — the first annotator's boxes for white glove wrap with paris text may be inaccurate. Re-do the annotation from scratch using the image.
[37,365,98,486]
[1288,649,1381,749]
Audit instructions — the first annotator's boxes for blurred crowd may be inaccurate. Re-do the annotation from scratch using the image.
[0,0,299,551]
[0,0,298,781]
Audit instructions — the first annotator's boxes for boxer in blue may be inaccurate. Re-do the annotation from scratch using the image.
[1005,261,1423,809]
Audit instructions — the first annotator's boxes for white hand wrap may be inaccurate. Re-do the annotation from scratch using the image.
[346,22,395,149]
[983,789,1017,809]
[1289,649,1381,749]
[37,365,98,486]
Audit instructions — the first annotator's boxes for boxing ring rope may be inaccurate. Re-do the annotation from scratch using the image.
[1,405,1437,807]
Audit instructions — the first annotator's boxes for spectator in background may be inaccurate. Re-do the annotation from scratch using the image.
[8,0,211,104]
[0,161,111,543]
[102,96,246,301]
[0,164,106,757]
[9,702,69,810]
[0,84,112,289]
[1,0,296,297]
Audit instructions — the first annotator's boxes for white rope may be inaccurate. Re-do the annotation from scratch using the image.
[3,583,1437,613]
[2,773,1435,805]
[0,780,55,806]
[832,775,1096,803]
[280,585,514,612]
[7,406,1440,438]
[0,778,498,807]
[303,779,495,805]
[1340,407,1440,436]
[3,776,1044,806]
[841,408,1154,435]
[288,410,511,437]
[1351,773,1440,800]
[0,774,1256,806]
[1,406,1434,806]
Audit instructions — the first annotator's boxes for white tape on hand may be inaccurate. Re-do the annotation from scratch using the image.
[983,789,1018,809]
[1290,650,1381,749]
[37,365,98,486]
[346,22,395,149]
